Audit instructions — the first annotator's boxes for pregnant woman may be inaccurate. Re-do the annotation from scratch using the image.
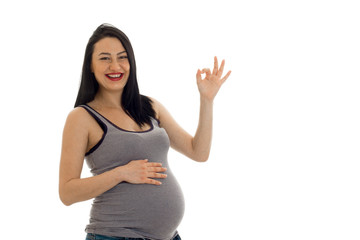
[59,24,231,240]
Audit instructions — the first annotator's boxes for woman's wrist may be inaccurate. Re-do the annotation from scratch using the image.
[112,166,126,184]
[200,95,214,105]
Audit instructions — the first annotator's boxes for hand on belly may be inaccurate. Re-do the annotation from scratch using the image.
[118,159,167,185]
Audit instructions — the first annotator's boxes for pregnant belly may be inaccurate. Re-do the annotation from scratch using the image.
[89,172,185,238]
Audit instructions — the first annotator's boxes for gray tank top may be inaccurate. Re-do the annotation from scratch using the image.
[80,105,185,240]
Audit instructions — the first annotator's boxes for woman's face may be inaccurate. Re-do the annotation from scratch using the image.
[91,37,130,93]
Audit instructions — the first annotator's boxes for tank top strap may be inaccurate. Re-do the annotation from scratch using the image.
[79,104,113,130]
[150,117,161,128]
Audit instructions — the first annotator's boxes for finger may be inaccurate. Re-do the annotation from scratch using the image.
[220,70,232,84]
[148,167,167,172]
[146,162,162,167]
[196,69,202,83]
[133,159,149,165]
[148,172,167,179]
[213,56,218,75]
[145,178,162,185]
[202,68,211,79]
[202,68,211,74]
[218,59,225,77]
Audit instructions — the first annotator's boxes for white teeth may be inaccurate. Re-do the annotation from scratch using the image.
[107,74,122,78]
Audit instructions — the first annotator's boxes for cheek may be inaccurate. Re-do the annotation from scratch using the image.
[91,61,100,73]
[90,58,97,73]
[92,61,106,74]
[120,59,130,72]
[123,63,130,72]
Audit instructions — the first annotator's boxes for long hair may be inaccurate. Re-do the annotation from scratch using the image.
[74,23,155,127]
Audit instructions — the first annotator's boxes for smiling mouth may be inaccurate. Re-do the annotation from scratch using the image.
[105,73,124,81]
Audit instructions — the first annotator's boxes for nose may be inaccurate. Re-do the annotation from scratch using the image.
[109,60,121,72]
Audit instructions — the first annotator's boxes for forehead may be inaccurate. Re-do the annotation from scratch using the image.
[93,37,126,54]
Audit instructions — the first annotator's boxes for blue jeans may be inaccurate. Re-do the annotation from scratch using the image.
[85,233,181,240]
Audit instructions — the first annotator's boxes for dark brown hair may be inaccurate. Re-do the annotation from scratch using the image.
[74,23,155,127]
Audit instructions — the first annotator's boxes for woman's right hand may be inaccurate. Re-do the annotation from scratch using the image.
[119,159,167,185]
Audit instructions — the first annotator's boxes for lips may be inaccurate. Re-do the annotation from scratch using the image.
[105,72,124,81]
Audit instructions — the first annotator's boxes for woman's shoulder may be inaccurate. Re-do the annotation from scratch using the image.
[146,96,173,125]
[68,105,91,120]
[147,96,162,119]
[148,95,158,107]
[64,106,94,132]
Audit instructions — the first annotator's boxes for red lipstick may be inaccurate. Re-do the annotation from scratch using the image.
[105,72,124,81]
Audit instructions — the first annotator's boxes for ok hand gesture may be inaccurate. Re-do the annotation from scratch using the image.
[196,56,231,102]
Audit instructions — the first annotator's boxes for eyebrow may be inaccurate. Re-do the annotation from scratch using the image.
[98,51,127,56]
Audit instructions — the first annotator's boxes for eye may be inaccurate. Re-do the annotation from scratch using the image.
[100,57,110,61]
[118,55,128,60]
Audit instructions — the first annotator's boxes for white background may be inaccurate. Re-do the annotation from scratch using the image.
[0,0,359,239]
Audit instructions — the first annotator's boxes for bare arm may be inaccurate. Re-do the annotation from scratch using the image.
[154,57,231,162]
[58,108,166,206]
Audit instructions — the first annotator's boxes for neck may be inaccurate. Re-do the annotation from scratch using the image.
[93,88,123,109]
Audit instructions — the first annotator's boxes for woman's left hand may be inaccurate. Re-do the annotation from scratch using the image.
[196,56,231,102]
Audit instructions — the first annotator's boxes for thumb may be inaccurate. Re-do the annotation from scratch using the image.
[196,69,202,83]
